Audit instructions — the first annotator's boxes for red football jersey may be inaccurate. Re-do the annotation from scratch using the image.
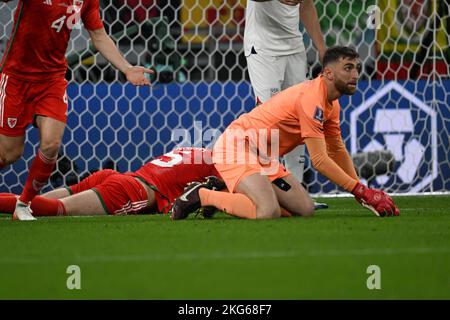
[0,0,104,81]
[129,147,220,213]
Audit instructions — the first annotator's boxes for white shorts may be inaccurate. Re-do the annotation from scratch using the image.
[246,49,307,103]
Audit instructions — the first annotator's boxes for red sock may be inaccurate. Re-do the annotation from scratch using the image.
[19,149,57,203]
[0,195,17,214]
[0,158,5,170]
[30,196,67,216]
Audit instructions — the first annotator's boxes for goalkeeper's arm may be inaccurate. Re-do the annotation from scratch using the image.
[304,137,358,192]
[324,135,359,180]
[304,137,399,217]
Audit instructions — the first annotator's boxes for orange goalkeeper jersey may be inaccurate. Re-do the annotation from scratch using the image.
[231,75,341,154]
[228,75,359,191]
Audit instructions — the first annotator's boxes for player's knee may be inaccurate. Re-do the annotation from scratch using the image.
[40,139,62,158]
[0,145,24,165]
[256,203,281,219]
[300,199,315,217]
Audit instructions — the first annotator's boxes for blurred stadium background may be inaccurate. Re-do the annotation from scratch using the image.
[0,0,449,196]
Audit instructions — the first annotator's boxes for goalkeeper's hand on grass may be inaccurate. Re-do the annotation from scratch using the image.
[351,182,400,217]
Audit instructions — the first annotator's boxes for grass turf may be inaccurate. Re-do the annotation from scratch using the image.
[0,195,449,299]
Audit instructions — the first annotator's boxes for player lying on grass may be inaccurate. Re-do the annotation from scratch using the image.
[171,46,400,220]
[0,148,224,218]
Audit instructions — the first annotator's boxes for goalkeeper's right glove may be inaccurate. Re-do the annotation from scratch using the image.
[351,182,400,217]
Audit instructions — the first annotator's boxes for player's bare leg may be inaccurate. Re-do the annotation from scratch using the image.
[0,134,36,220]
[174,173,281,220]
[41,188,71,199]
[36,116,65,159]
[5,189,107,217]
[234,173,281,219]
[14,116,65,220]
[0,134,25,168]
[198,173,282,219]
[271,174,314,217]
[59,190,108,216]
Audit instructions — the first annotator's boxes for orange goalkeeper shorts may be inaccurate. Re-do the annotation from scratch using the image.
[212,130,290,192]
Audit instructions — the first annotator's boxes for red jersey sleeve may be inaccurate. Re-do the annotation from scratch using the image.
[82,0,103,31]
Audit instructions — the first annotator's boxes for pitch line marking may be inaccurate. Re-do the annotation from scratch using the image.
[0,247,449,265]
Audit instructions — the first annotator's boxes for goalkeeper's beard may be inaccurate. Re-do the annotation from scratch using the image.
[335,78,357,95]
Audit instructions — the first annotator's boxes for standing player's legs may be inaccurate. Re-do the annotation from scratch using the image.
[19,116,65,202]
[281,52,308,184]
[0,74,36,220]
[14,116,65,220]
[282,51,308,90]
[0,74,27,169]
[13,78,68,220]
[246,50,285,103]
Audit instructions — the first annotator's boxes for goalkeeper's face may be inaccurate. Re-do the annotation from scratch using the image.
[332,58,361,95]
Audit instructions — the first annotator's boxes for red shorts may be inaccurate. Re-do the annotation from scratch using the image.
[68,169,150,215]
[0,73,68,136]
[126,172,173,215]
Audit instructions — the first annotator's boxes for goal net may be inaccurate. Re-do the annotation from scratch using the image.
[0,0,448,196]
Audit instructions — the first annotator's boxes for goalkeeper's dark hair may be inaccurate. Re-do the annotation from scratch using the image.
[323,46,359,66]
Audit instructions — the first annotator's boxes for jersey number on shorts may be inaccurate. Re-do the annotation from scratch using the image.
[150,151,183,168]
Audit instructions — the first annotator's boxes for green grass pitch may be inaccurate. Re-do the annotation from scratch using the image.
[0,195,449,299]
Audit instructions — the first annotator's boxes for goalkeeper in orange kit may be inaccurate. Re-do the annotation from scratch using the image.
[171,46,400,220]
